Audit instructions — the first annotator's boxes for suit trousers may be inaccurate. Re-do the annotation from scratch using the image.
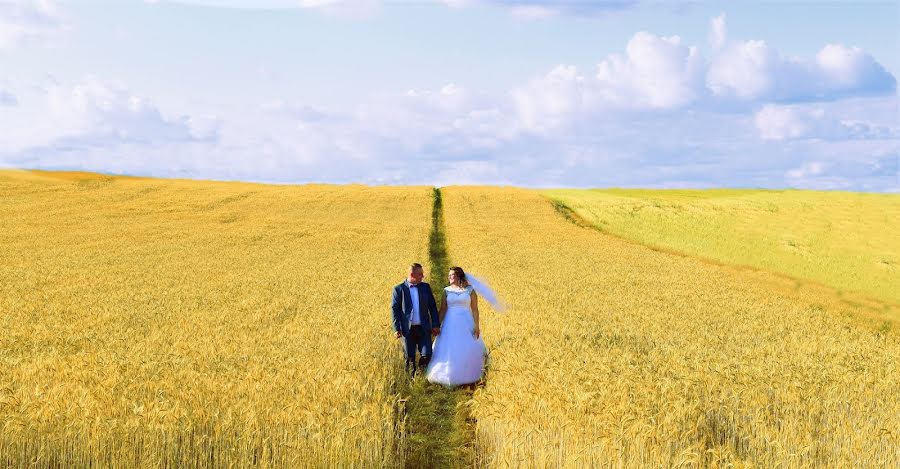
[404,325,431,374]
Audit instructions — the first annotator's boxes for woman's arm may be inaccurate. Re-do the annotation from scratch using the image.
[471,290,480,338]
[439,291,448,323]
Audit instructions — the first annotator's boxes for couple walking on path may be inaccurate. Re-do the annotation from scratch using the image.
[391,263,493,386]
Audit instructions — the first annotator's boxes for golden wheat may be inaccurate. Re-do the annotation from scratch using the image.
[442,186,899,467]
[0,169,431,467]
[3,171,898,467]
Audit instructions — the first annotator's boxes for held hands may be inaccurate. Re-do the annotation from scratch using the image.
[395,329,440,338]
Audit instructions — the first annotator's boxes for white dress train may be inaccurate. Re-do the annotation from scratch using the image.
[426,285,487,386]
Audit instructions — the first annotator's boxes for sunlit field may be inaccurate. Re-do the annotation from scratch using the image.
[0,169,431,467]
[543,188,900,305]
[2,170,898,467]
[443,187,899,467]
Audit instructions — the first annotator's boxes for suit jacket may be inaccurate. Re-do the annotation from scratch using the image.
[392,280,440,336]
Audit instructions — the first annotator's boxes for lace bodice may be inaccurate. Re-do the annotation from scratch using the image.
[444,285,473,310]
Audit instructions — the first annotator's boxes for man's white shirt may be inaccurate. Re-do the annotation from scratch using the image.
[408,281,421,325]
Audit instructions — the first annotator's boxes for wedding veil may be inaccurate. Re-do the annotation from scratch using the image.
[466,273,507,313]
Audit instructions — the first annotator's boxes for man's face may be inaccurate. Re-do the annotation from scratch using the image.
[408,268,424,285]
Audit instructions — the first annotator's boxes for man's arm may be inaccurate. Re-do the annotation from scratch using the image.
[391,286,403,336]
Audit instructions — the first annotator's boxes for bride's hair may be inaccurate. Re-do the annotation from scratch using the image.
[450,266,468,287]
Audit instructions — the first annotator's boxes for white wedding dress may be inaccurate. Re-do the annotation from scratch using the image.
[426,285,487,386]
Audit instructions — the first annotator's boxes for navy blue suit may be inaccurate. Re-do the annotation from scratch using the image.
[392,280,440,375]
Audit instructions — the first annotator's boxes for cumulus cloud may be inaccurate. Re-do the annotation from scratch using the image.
[8,80,898,190]
[0,77,217,154]
[4,11,897,191]
[0,0,65,48]
[786,161,826,179]
[754,103,898,141]
[594,32,704,109]
[512,65,587,133]
[352,83,517,158]
[510,31,706,135]
[814,44,897,98]
[709,13,726,50]
[510,15,895,136]
[707,38,895,102]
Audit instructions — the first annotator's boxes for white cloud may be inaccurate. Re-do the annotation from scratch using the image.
[709,13,726,50]
[0,0,65,48]
[3,11,897,191]
[352,83,518,158]
[510,31,706,134]
[707,40,791,100]
[754,105,809,140]
[707,18,895,103]
[754,103,898,141]
[595,32,705,109]
[0,77,216,154]
[511,65,587,133]
[511,15,896,133]
[786,161,826,179]
[815,44,897,97]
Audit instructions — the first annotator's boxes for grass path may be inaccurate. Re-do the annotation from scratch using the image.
[398,188,479,468]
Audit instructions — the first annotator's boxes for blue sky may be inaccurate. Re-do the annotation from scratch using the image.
[1,0,898,190]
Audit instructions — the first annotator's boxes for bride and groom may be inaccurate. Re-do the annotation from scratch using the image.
[391,263,489,386]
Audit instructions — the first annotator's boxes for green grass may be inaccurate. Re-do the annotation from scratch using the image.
[542,188,900,306]
[399,188,477,468]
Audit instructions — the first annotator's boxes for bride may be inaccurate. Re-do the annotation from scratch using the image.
[426,266,488,386]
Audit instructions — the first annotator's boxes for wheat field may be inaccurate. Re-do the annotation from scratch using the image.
[442,187,899,467]
[1,170,898,467]
[544,188,900,305]
[0,169,431,467]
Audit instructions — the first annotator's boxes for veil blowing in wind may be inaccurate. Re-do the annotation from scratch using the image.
[466,273,506,313]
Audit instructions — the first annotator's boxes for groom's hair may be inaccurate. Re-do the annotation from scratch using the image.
[409,263,423,272]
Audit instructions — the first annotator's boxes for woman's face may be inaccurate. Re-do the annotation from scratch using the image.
[448,270,458,285]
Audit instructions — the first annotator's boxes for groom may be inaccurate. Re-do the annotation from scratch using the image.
[392,263,440,377]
